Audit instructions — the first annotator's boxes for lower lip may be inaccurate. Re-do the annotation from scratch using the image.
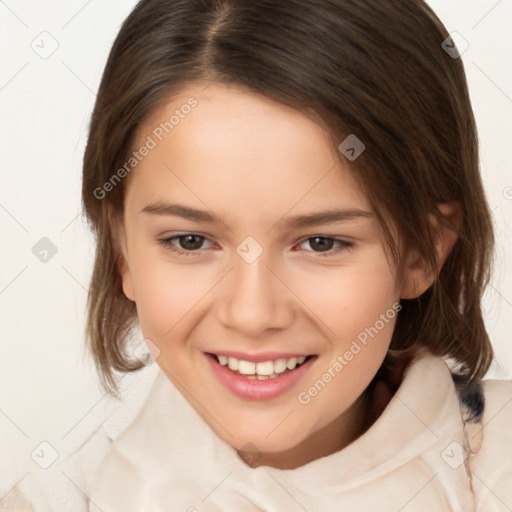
[205,353,316,401]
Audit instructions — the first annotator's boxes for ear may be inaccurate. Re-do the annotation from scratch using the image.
[108,208,136,302]
[400,202,462,300]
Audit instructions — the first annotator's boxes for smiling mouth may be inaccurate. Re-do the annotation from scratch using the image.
[206,353,316,380]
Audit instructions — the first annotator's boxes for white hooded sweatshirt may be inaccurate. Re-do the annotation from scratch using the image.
[6,352,511,511]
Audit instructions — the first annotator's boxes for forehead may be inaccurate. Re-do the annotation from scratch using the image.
[126,82,371,222]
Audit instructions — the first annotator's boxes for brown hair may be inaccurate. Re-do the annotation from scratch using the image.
[82,0,494,397]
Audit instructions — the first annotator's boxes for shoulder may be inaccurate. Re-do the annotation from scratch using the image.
[0,425,113,512]
[10,366,160,512]
[43,424,114,512]
[469,378,512,512]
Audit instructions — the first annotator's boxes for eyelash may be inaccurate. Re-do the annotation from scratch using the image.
[157,233,354,258]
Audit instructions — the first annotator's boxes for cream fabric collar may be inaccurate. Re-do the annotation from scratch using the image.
[90,352,475,511]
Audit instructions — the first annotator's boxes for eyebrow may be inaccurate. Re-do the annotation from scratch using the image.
[141,201,374,229]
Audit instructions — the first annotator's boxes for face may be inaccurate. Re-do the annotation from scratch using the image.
[117,82,417,469]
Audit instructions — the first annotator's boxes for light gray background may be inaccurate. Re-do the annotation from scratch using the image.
[1,0,511,497]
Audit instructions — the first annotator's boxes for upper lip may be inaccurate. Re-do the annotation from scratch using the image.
[206,351,314,363]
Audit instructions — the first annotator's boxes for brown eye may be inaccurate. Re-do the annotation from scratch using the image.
[157,233,213,256]
[297,236,353,257]
[308,237,335,252]
[176,234,205,251]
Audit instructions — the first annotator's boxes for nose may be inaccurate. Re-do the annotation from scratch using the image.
[216,251,295,338]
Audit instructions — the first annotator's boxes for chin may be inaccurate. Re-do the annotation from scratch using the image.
[217,420,308,455]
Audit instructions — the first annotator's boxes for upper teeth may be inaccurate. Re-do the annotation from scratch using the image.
[216,355,307,376]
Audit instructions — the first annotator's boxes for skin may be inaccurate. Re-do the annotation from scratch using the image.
[116,82,458,469]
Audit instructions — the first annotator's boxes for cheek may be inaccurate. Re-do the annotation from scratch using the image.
[129,250,210,343]
[290,252,398,340]
[291,254,398,420]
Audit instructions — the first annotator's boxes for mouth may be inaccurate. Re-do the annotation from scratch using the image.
[207,353,314,379]
[204,352,317,400]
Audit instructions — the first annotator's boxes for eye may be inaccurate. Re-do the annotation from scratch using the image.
[157,233,214,256]
[157,233,353,259]
[297,236,353,256]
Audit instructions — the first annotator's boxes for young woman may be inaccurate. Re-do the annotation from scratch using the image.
[11,1,511,510]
